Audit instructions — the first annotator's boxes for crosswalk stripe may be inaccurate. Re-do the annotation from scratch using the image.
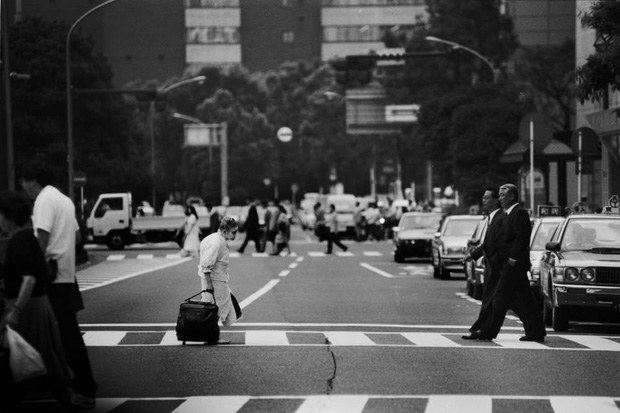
[76,330,620,352]
[560,335,620,351]
[24,395,620,412]
[107,254,125,261]
[172,396,251,413]
[245,330,289,346]
[325,331,375,346]
[426,395,492,413]
[402,332,461,347]
[336,251,354,257]
[308,251,326,257]
[363,251,382,256]
[550,396,620,413]
[82,331,125,346]
[166,254,182,259]
[297,395,368,413]
[137,254,154,259]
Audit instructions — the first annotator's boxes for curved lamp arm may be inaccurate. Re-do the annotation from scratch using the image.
[425,36,498,83]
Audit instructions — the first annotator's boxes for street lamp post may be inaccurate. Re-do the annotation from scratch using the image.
[66,0,123,202]
[148,76,206,209]
[425,36,498,84]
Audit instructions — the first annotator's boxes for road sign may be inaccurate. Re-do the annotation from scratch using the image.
[74,171,87,187]
[183,124,220,147]
[537,205,561,216]
[385,104,420,123]
[277,126,293,143]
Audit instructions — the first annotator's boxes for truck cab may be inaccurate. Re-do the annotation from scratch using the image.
[87,193,132,250]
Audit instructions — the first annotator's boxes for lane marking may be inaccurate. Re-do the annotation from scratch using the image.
[80,258,193,292]
[107,254,125,261]
[238,279,280,309]
[426,395,491,413]
[336,251,354,257]
[308,251,326,257]
[289,262,298,269]
[360,262,394,278]
[363,251,382,256]
[296,257,303,262]
[561,335,620,351]
[245,330,289,346]
[279,270,290,277]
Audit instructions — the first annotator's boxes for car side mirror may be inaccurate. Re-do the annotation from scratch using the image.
[392,226,400,233]
[434,232,441,238]
[545,241,561,252]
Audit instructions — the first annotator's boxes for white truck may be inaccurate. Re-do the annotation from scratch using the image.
[86,193,211,250]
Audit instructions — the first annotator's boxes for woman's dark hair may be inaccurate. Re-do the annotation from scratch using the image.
[0,190,33,226]
[186,205,199,219]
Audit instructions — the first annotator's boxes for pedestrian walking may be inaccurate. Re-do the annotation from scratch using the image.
[0,190,74,411]
[266,199,281,254]
[325,204,348,254]
[313,202,327,242]
[461,187,505,339]
[238,197,261,254]
[20,162,98,409]
[179,205,200,257]
[197,216,242,328]
[353,202,365,242]
[469,183,546,342]
[271,205,291,256]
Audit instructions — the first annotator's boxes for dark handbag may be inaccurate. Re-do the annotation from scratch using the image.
[176,289,220,345]
[174,230,185,247]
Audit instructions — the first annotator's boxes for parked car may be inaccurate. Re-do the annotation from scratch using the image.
[393,212,443,263]
[539,208,620,331]
[464,217,489,299]
[432,215,484,279]
[529,216,565,304]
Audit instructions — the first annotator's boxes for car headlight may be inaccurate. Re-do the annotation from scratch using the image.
[565,267,579,282]
[580,268,595,282]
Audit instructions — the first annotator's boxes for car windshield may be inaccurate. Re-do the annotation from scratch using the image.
[531,220,561,250]
[400,215,442,230]
[561,218,620,251]
[443,218,481,237]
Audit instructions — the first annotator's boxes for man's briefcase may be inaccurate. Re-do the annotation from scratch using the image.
[176,289,220,345]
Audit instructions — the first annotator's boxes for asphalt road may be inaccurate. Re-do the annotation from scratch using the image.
[21,226,620,412]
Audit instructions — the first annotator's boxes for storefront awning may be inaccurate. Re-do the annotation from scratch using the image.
[500,138,575,164]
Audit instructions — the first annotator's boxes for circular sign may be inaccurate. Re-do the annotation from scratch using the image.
[73,171,87,188]
[277,126,293,143]
[518,112,553,152]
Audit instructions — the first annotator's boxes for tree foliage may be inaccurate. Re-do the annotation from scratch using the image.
[575,0,620,103]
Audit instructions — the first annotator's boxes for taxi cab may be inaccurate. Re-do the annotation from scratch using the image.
[539,196,620,331]
[529,213,565,304]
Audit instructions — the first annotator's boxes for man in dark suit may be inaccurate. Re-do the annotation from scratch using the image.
[469,183,546,342]
[462,187,505,339]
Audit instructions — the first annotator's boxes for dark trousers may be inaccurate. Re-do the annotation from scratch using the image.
[469,266,500,332]
[481,264,546,339]
[326,232,347,253]
[238,230,261,253]
[48,284,97,398]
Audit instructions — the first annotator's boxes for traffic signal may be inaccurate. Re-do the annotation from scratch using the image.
[330,57,349,86]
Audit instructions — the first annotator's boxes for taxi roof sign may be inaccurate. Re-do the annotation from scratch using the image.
[603,195,620,214]
[537,205,562,217]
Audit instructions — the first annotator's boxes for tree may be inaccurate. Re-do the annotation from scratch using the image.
[575,0,620,104]
[8,17,143,199]
[514,39,575,131]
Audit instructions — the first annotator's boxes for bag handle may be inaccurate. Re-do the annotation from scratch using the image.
[185,289,215,302]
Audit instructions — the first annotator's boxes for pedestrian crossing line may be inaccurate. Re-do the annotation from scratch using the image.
[22,395,620,413]
[363,251,383,256]
[308,251,326,257]
[336,251,354,257]
[77,330,620,351]
[107,254,125,261]
[279,270,290,277]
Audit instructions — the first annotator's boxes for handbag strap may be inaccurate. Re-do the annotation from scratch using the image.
[185,289,215,302]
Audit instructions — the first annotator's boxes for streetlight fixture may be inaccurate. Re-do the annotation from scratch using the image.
[66,0,123,203]
[425,36,498,84]
[148,76,206,209]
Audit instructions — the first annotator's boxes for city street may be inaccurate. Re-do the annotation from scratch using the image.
[20,226,620,413]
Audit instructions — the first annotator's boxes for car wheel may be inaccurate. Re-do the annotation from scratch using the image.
[106,231,126,250]
[394,251,404,263]
[552,304,570,332]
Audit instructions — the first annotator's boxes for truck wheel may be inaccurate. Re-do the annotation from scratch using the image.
[106,232,126,250]
[552,305,569,332]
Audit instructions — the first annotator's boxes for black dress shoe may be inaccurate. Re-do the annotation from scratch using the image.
[519,336,545,343]
[461,330,492,341]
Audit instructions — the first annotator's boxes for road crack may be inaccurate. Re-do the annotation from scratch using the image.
[325,337,337,394]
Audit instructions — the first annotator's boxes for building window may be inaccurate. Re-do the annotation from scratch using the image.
[283,31,295,43]
[185,0,239,8]
[321,0,424,6]
[323,25,415,42]
[187,27,240,44]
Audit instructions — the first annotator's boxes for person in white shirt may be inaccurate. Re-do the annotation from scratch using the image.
[198,216,241,327]
[20,162,97,409]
